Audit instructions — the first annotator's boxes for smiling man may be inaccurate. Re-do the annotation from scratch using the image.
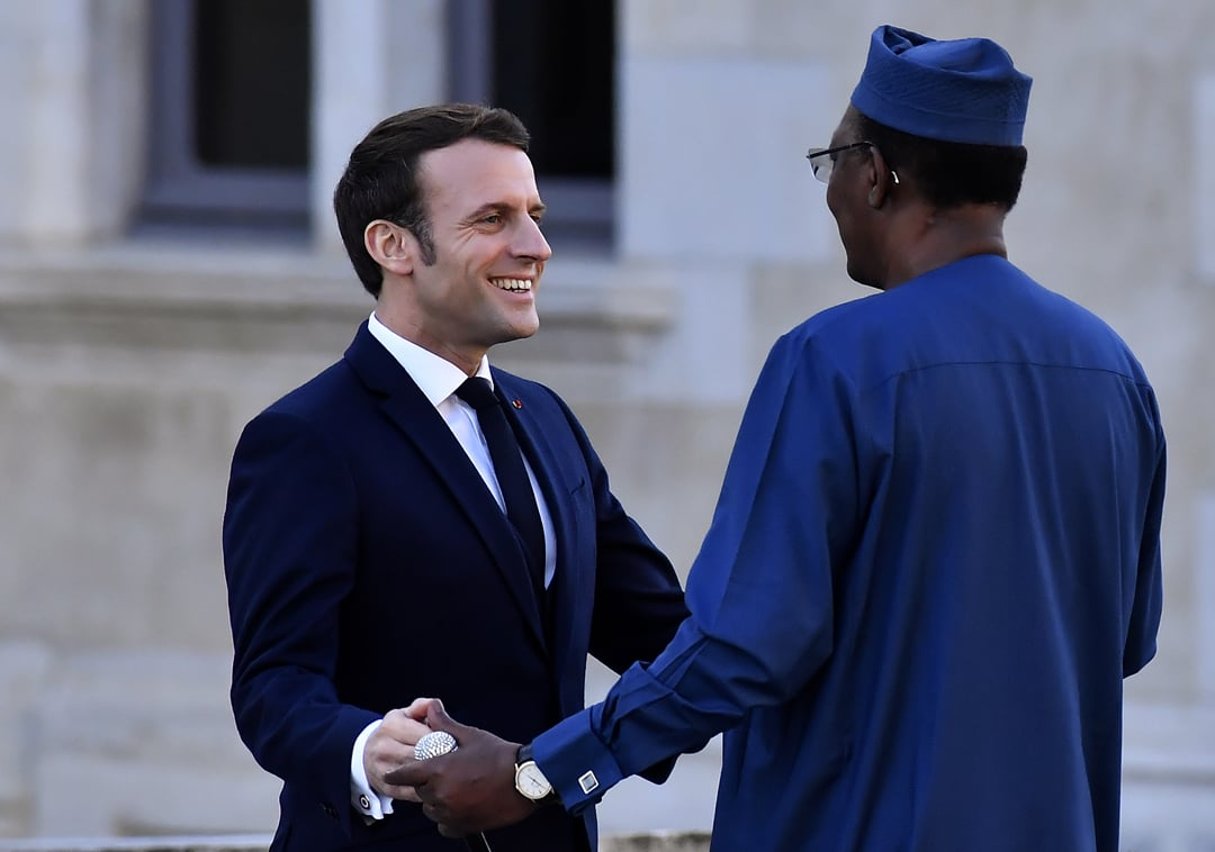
[221,104,687,851]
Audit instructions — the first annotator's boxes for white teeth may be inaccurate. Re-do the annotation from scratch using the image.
[491,278,532,292]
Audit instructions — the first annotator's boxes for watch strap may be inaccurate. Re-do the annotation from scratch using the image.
[516,743,535,768]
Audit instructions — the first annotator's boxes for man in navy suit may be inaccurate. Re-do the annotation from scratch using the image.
[222,103,687,851]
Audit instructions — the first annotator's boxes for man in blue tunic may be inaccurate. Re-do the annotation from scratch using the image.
[390,24,1165,851]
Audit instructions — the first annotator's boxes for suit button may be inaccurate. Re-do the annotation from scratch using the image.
[358,794,371,810]
[321,802,338,819]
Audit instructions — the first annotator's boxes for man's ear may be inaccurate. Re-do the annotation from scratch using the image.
[364,220,415,277]
[866,147,897,209]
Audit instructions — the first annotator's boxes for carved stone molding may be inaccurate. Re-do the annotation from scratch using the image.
[0,247,675,375]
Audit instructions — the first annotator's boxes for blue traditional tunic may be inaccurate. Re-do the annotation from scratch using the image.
[535,255,1165,851]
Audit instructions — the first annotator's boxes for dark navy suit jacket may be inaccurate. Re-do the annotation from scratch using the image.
[223,323,687,850]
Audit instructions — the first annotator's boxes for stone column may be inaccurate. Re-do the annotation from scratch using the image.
[0,1,147,245]
[311,0,447,251]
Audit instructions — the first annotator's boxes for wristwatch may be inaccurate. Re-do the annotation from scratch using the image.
[514,744,555,802]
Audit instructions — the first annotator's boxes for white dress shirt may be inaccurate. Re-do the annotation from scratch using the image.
[350,312,556,819]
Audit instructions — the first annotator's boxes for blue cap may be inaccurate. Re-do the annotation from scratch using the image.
[850,25,1032,146]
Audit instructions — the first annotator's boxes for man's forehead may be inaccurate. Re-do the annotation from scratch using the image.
[417,140,539,207]
[420,139,533,178]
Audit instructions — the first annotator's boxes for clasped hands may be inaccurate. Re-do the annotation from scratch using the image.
[364,697,540,838]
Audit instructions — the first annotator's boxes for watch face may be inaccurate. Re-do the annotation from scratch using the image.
[516,762,552,800]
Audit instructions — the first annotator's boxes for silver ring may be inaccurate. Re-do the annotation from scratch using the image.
[414,730,458,760]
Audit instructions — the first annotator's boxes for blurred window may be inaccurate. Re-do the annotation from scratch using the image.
[139,0,613,243]
[141,0,311,233]
[449,0,616,249]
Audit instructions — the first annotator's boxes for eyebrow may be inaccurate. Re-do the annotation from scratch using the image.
[464,200,547,221]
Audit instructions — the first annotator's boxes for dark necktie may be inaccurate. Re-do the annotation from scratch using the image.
[455,378,546,598]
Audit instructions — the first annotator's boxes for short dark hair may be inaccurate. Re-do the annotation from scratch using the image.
[333,104,531,297]
[854,111,1028,211]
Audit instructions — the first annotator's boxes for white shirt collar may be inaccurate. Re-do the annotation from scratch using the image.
[367,312,492,407]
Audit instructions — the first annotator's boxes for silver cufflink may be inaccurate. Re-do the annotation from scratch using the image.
[578,771,599,794]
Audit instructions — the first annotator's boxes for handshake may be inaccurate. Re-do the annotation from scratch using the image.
[363,698,552,839]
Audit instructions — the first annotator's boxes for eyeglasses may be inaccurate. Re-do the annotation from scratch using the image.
[805,142,874,184]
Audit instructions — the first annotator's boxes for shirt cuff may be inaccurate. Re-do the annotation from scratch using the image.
[350,719,394,819]
[531,707,623,815]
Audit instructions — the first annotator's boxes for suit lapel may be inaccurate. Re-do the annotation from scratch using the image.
[344,325,546,650]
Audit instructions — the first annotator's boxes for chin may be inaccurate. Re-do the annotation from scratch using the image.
[516,314,540,338]
[844,256,888,291]
[845,260,873,289]
[500,320,540,344]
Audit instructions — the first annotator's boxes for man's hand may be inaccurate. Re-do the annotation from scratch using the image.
[364,699,434,803]
[383,700,538,838]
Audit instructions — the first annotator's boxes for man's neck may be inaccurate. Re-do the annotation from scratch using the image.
[372,304,485,377]
[882,204,1009,289]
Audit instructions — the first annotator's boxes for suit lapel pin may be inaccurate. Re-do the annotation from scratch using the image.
[512,399,523,409]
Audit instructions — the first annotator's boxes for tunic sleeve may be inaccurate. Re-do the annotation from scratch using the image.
[1123,390,1165,676]
[534,333,862,811]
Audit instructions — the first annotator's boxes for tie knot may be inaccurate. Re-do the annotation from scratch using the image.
[455,377,499,412]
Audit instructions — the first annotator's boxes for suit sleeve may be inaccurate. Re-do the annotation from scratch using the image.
[533,335,860,811]
[1123,389,1165,677]
[222,409,378,834]
[548,396,688,673]
[547,392,690,783]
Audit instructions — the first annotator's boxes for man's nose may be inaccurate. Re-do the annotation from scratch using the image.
[514,216,552,261]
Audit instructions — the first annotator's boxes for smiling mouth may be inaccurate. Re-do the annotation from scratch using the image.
[490,278,533,292]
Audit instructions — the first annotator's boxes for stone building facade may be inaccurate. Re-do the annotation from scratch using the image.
[0,0,1212,847]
